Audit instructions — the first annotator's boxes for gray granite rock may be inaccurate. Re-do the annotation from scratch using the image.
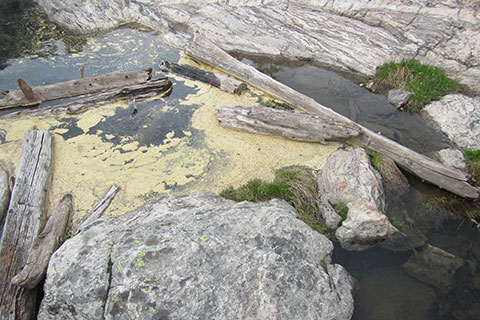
[435,148,467,171]
[402,244,465,292]
[39,192,354,320]
[388,89,412,109]
[35,0,480,92]
[0,167,9,231]
[423,94,480,149]
[318,147,401,251]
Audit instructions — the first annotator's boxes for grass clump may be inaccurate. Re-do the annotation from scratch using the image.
[221,166,330,236]
[332,202,348,227]
[464,149,480,186]
[374,59,465,112]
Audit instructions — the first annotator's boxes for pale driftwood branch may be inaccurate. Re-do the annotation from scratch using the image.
[11,194,73,289]
[0,69,153,110]
[217,105,361,143]
[160,61,246,94]
[74,185,120,235]
[167,31,480,199]
[0,167,9,232]
[0,128,52,319]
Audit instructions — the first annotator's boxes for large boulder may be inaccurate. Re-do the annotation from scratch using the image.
[423,94,480,149]
[36,0,480,92]
[319,147,400,251]
[39,192,354,320]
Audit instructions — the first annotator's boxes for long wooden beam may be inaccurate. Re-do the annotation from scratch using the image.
[0,69,153,109]
[166,32,480,199]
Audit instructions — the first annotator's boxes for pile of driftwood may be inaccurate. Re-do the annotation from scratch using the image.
[0,128,120,319]
[165,31,479,200]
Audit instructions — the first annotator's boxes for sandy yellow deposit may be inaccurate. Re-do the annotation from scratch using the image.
[0,74,339,221]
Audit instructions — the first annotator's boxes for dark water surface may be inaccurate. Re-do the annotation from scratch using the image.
[1,3,479,319]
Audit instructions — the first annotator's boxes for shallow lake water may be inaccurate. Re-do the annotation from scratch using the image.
[1,3,479,319]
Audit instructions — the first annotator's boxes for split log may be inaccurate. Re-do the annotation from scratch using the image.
[3,78,172,118]
[217,105,361,143]
[11,194,73,289]
[0,128,52,320]
[74,184,120,235]
[166,31,480,199]
[160,61,247,94]
[0,167,9,232]
[0,68,153,110]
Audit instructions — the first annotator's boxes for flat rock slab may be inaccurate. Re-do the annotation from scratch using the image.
[423,94,480,149]
[37,0,480,91]
[39,192,354,320]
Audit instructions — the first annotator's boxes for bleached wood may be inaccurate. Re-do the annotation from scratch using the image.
[169,32,480,199]
[0,128,52,320]
[0,69,153,109]
[0,167,9,232]
[11,194,73,290]
[217,105,361,143]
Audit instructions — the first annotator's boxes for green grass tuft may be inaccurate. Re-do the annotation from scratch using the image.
[374,59,466,112]
[464,149,480,186]
[220,166,330,236]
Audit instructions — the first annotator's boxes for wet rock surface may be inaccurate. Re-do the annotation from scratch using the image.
[402,244,465,292]
[388,89,412,109]
[318,147,400,251]
[39,192,354,320]
[423,94,480,149]
[36,0,480,92]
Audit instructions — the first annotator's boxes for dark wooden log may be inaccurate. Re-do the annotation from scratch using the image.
[0,69,153,110]
[217,105,361,143]
[0,128,52,320]
[160,61,246,94]
[11,194,72,289]
[167,31,480,199]
[74,185,120,235]
[0,167,9,232]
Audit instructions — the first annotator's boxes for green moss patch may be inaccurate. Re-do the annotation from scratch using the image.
[464,149,480,186]
[374,59,466,112]
[221,166,330,236]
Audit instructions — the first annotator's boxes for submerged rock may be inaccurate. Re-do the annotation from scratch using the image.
[388,89,412,109]
[402,244,465,292]
[423,94,480,149]
[36,0,480,92]
[39,192,354,320]
[319,147,401,251]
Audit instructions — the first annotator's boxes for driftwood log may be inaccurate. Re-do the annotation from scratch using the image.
[0,128,52,320]
[217,105,361,143]
[0,69,153,110]
[74,184,120,235]
[11,194,73,289]
[3,78,173,118]
[160,61,246,94]
[0,167,9,231]
[166,32,480,199]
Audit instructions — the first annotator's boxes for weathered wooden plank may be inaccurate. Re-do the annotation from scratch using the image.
[160,61,246,94]
[0,167,9,233]
[74,185,120,235]
[166,32,480,199]
[0,128,52,320]
[0,69,153,109]
[11,194,72,290]
[217,105,361,143]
